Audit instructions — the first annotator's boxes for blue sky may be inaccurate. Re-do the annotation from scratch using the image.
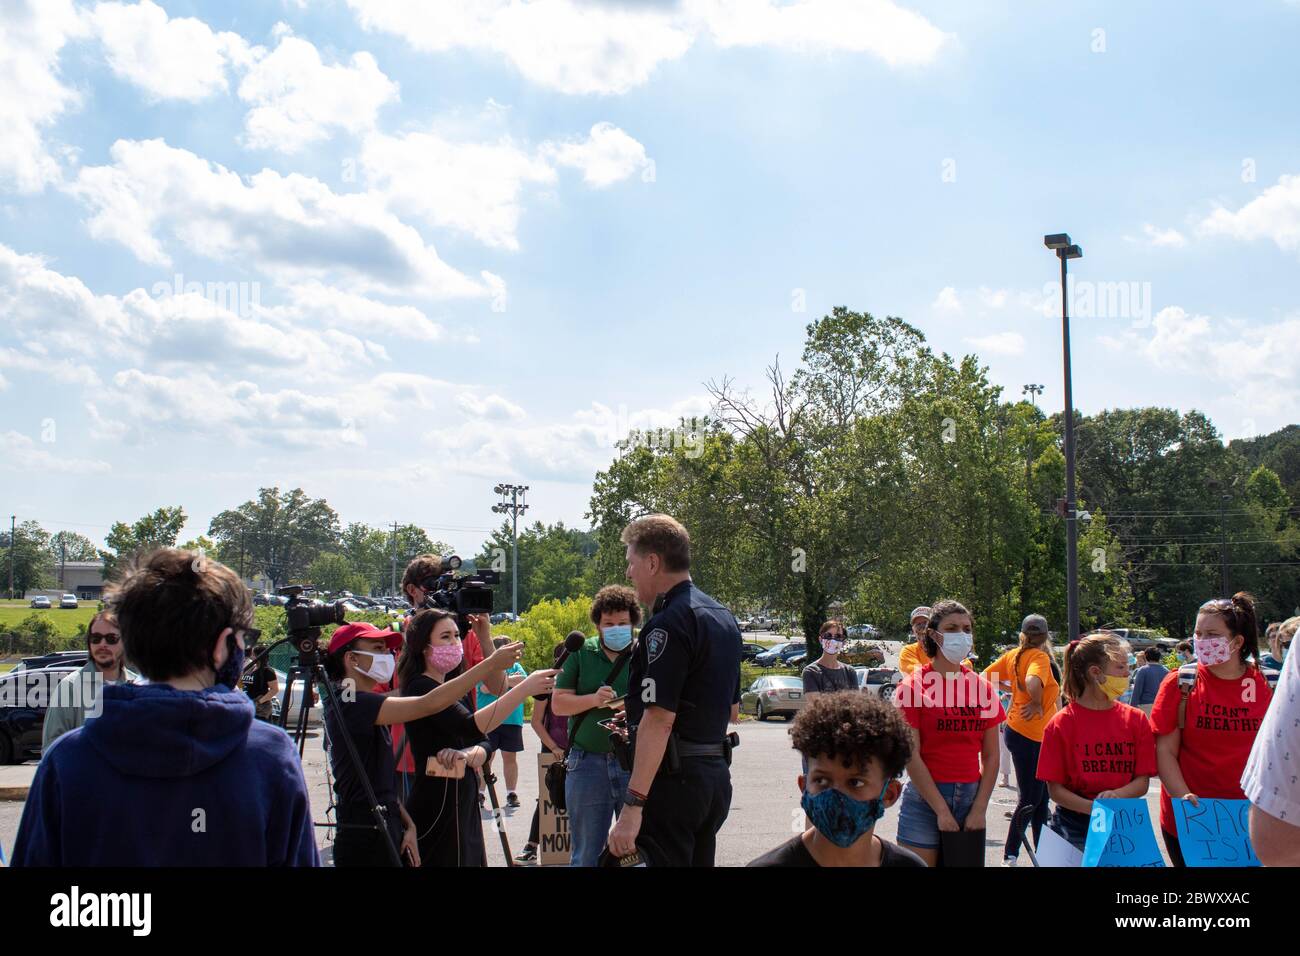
[2,0,1298,557]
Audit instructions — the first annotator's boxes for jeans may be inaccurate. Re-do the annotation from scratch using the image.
[897,780,980,850]
[564,747,631,867]
[1003,725,1048,860]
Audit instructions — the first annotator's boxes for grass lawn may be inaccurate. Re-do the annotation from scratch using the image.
[0,604,98,637]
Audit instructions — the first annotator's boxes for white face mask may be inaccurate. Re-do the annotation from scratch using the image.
[353,650,395,683]
[938,631,973,663]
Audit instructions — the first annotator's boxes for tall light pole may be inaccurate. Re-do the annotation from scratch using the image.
[1022,383,1044,408]
[1045,233,1083,643]
[491,484,529,617]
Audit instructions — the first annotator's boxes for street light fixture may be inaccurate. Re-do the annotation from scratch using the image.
[1045,232,1083,643]
[491,484,530,617]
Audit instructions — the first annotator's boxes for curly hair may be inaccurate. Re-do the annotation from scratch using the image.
[589,584,643,626]
[790,691,913,778]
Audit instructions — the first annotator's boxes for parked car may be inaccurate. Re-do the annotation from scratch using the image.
[29,595,51,609]
[490,612,519,625]
[13,651,89,672]
[786,651,807,668]
[845,624,880,639]
[854,666,901,700]
[753,642,796,666]
[740,675,806,721]
[0,666,80,762]
[267,669,323,729]
[1108,628,1167,653]
[740,642,766,663]
[840,640,886,667]
[755,642,808,667]
[59,594,78,609]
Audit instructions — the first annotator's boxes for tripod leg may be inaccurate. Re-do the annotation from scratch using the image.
[481,752,514,866]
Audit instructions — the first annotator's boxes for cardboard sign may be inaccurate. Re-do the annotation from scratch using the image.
[1082,798,1165,867]
[537,752,572,867]
[1035,824,1083,867]
[1172,798,1260,867]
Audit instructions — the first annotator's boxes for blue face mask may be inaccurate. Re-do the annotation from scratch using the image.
[800,779,889,849]
[601,625,633,652]
[213,632,245,690]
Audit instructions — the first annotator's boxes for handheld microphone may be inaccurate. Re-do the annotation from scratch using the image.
[553,631,587,671]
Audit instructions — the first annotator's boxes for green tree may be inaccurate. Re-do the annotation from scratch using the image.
[100,507,187,578]
[49,531,99,562]
[208,488,340,591]
[1,520,55,595]
[306,552,370,595]
[474,521,598,613]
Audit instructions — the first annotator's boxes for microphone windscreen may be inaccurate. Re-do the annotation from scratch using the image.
[565,630,587,653]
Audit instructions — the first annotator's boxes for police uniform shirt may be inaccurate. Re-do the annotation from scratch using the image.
[627,580,743,744]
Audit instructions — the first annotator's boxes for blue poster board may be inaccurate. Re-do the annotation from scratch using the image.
[1172,798,1260,867]
[1082,798,1166,867]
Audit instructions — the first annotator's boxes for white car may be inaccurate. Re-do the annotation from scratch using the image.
[268,669,323,728]
[59,594,78,609]
[30,595,51,609]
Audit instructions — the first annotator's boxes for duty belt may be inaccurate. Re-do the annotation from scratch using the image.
[675,739,727,758]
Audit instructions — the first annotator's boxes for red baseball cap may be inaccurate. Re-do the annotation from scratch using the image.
[327,621,403,656]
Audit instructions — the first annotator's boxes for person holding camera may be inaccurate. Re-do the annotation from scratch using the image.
[397,609,557,866]
[14,549,318,866]
[241,642,280,721]
[606,515,743,867]
[551,585,639,867]
[324,620,524,867]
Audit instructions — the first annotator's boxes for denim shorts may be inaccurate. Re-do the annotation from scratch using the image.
[896,780,980,849]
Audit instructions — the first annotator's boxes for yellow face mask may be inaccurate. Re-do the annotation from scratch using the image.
[1099,673,1130,701]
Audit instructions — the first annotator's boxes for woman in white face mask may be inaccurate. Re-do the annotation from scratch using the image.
[892,600,1006,866]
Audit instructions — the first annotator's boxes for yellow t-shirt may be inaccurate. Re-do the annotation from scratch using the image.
[898,641,930,675]
[982,646,1059,742]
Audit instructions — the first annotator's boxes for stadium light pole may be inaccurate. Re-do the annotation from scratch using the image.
[491,484,529,617]
[1045,234,1083,643]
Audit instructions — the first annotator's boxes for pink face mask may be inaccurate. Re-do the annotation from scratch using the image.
[1194,636,1233,666]
[427,641,464,672]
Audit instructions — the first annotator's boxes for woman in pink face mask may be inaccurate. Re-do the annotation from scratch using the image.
[396,609,557,866]
[1149,592,1274,867]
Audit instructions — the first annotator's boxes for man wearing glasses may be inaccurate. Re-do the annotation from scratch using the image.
[41,609,137,752]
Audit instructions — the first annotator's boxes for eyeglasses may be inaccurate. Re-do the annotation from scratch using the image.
[89,633,120,645]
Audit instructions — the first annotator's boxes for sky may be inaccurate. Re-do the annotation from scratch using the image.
[2,0,1299,558]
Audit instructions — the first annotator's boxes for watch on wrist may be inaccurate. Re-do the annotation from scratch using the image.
[624,790,648,808]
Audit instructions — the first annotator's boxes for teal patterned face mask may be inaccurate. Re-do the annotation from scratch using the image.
[800,780,889,848]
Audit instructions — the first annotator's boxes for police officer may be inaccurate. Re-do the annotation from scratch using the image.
[606,514,743,866]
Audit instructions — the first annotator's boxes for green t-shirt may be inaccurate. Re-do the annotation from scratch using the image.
[556,636,630,754]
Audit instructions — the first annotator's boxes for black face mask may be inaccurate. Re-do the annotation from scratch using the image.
[212,633,245,690]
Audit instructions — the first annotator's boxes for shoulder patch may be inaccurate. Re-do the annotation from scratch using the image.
[644,628,669,664]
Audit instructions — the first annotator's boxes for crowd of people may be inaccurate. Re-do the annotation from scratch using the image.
[6,511,1299,869]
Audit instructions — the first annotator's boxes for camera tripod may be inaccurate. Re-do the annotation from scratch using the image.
[250,632,404,868]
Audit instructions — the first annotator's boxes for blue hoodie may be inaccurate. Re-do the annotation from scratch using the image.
[13,682,319,866]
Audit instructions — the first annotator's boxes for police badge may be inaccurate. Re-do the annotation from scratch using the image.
[644,628,669,663]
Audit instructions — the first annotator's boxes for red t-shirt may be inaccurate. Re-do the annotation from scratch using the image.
[1036,701,1156,800]
[1149,664,1273,834]
[893,664,1004,783]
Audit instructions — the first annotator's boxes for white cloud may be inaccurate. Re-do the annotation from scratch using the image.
[265,282,445,342]
[238,33,399,152]
[345,0,948,95]
[1138,223,1188,248]
[543,122,653,187]
[1198,174,1300,253]
[361,129,555,250]
[89,0,256,102]
[932,286,961,314]
[963,331,1025,357]
[67,139,494,298]
[0,430,111,474]
[362,121,650,249]
[456,392,527,421]
[0,0,86,193]
[1140,306,1214,367]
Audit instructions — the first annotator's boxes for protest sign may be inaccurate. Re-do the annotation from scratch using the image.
[1172,798,1259,867]
[1082,798,1165,867]
[537,753,572,866]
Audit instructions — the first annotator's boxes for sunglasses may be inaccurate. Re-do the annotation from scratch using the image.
[89,633,120,645]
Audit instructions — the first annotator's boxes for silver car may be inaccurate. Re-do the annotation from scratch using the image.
[740,675,806,721]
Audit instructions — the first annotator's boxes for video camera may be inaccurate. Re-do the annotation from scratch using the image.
[418,555,500,618]
[280,585,347,658]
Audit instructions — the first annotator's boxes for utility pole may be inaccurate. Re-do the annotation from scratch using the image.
[8,515,14,600]
[391,521,400,596]
[60,538,66,591]
[492,485,529,617]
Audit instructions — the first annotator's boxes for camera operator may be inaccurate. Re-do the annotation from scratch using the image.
[241,642,279,721]
[323,621,524,867]
[13,548,318,866]
[397,609,557,866]
[401,555,506,704]
[606,515,743,867]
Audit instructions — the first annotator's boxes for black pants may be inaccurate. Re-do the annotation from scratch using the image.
[636,756,732,867]
[1162,828,1186,868]
[1051,806,1091,852]
[1004,726,1048,859]
[333,805,403,867]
